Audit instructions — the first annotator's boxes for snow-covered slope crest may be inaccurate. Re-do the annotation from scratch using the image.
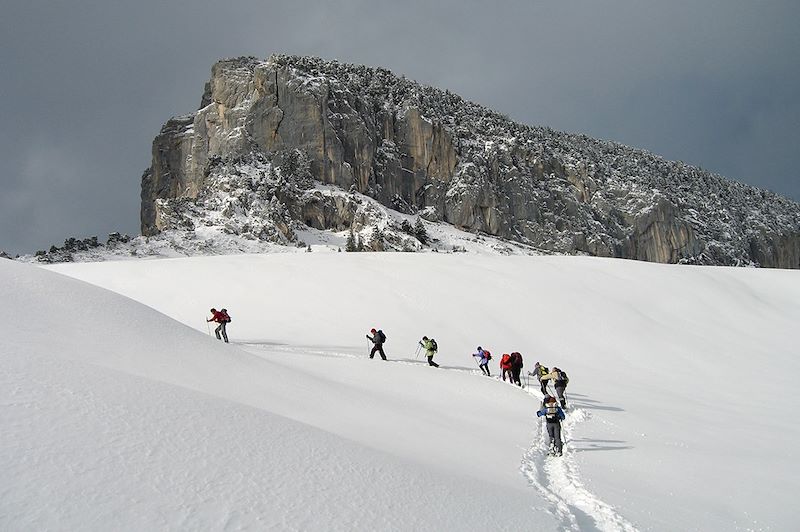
[0,258,554,531]
[47,253,800,531]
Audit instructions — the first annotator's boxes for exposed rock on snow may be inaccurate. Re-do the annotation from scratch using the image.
[138,54,800,268]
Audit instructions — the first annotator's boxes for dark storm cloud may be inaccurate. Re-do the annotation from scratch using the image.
[2,0,798,254]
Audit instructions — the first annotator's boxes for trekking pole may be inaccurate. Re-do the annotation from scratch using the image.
[206,319,211,336]
[415,343,422,359]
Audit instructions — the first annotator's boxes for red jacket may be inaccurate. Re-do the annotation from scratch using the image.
[500,354,512,369]
[210,310,226,323]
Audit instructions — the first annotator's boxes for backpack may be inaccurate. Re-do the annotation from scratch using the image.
[545,404,560,421]
[510,352,523,367]
[556,371,569,386]
[484,350,492,361]
[220,309,231,323]
[430,338,438,352]
[538,365,549,377]
[378,330,386,343]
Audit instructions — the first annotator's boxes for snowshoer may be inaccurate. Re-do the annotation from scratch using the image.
[532,362,549,395]
[366,328,387,360]
[207,307,230,343]
[419,336,439,367]
[500,353,513,382]
[473,346,491,376]
[509,351,524,387]
[543,367,569,408]
[537,395,566,456]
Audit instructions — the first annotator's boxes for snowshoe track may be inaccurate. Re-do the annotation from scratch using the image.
[243,344,637,530]
[520,398,638,532]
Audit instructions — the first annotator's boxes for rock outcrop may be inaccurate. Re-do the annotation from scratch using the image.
[141,55,800,268]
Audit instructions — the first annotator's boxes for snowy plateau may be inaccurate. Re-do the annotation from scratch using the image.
[1,250,798,531]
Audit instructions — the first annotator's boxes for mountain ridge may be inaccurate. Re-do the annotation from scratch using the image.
[140,54,800,268]
[20,54,800,267]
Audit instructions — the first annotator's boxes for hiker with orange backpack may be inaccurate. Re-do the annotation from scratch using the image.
[472,346,492,376]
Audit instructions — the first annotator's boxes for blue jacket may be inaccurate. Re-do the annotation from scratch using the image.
[473,348,489,365]
[537,405,565,422]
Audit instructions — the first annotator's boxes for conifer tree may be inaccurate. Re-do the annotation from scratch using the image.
[346,228,357,252]
[414,217,428,245]
[370,226,383,251]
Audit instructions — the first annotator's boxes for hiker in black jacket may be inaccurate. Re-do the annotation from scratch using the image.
[509,351,524,387]
[366,328,387,360]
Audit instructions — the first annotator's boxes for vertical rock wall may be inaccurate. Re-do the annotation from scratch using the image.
[140,56,800,268]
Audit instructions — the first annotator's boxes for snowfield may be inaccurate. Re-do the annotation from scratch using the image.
[2,253,799,531]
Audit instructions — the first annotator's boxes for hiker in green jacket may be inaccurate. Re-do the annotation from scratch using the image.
[419,336,440,367]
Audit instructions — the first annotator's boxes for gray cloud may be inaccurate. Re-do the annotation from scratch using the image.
[2,0,798,254]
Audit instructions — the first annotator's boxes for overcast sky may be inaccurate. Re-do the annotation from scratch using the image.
[1,0,798,255]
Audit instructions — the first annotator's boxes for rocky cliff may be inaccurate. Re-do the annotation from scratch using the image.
[141,55,800,268]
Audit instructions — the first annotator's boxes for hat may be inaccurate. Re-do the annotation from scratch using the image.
[370,328,377,333]
[477,346,482,350]
[422,336,429,340]
[210,308,217,312]
[544,395,556,403]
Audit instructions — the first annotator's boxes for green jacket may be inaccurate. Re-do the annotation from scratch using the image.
[421,338,436,356]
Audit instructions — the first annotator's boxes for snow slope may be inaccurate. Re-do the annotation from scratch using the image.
[3,254,799,530]
[1,258,552,531]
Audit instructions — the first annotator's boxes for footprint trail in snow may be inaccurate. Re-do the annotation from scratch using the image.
[519,393,638,532]
[246,343,638,531]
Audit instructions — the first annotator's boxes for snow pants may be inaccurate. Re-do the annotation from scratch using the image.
[554,386,566,407]
[546,422,563,454]
[370,344,386,360]
[479,361,490,376]
[427,354,439,367]
[502,367,513,381]
[511,366,523,387]
[539,379,548,395]
[215,322,229,343]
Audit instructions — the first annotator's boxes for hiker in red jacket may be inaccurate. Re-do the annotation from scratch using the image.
[500,353,513,382]
[207,308,230,343]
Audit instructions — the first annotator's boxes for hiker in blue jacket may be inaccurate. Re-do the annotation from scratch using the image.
[537,395,566,456]
[472,346,491,376]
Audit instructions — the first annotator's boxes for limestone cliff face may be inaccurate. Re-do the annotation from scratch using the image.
[142,58,457,236]
[141,55,800,268]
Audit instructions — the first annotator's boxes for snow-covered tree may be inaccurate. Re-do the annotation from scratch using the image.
[370,226,384,251]
[414,218,428,245]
